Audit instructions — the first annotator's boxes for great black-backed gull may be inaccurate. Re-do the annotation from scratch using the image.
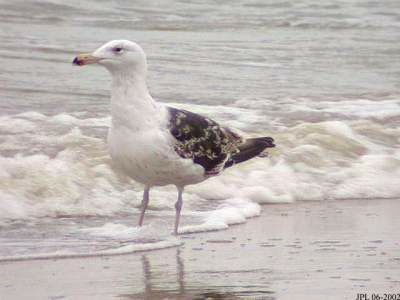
[73,40,275,235]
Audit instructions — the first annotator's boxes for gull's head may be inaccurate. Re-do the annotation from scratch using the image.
[73,40,147,74]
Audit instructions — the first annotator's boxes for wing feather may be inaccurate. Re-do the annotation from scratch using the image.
[167,106,242,175]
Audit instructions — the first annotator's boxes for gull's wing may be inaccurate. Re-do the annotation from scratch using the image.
[167,106,243,175]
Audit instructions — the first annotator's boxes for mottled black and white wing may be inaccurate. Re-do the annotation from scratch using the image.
[167,106,242,175]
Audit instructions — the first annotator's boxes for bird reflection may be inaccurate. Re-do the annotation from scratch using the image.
[141,255,152,297]
[176,248,185,295]
[121,248,242,300]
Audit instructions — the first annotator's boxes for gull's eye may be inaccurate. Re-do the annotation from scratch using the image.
[113,47,123,53]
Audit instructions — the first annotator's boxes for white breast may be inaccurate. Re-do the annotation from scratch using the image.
[107,70,205,187]
[108,124,205,187]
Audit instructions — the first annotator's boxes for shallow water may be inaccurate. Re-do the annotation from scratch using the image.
[0,0,400,259]
[1,200,399,299]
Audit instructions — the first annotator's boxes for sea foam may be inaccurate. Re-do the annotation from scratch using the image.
[0,106,399,230]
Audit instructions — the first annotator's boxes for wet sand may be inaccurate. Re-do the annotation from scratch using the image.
[1,199,399,300]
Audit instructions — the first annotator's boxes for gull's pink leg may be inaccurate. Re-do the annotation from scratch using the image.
[174,187,184,235]
[138,187,150,226]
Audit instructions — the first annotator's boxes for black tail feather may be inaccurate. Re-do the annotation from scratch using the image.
[224,137,275,169]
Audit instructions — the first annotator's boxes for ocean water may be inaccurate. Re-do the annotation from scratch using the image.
[0,0,399,260]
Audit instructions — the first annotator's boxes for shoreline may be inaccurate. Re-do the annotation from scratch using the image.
[1,198,399,299]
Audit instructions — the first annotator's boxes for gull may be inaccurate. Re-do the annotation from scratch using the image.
[73,40,275,235]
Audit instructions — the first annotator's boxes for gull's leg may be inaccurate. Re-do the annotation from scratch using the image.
[174,187,184,235]
[138,186,150,226]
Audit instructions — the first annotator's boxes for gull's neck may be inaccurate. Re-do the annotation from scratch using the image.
[110,69,159,131]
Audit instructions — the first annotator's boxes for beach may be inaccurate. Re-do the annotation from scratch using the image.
[1,199,399,300]
[1,0,400,299]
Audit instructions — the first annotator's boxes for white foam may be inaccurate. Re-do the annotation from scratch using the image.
[310,99,400,119]
[79,222,140,239]
[49,113,110,127]
[0,239,182,262]
[179,198,261,234]
[76,221,177,241]
[233,98,400,125]
[0,148,137,221]
[0,116,37,133]
[169,102,265,131]
[1,109,400,230]
[16,111,48,121]
[332,154,400,199]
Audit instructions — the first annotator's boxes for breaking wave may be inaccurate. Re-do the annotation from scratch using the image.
[1,99,399,227]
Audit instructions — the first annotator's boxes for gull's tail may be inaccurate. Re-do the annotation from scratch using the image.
[224,137,275,169]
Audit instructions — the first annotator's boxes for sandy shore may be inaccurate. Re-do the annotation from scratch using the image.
[1,199,399,300]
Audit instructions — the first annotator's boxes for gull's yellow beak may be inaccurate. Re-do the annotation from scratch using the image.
[72,53,101,66]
